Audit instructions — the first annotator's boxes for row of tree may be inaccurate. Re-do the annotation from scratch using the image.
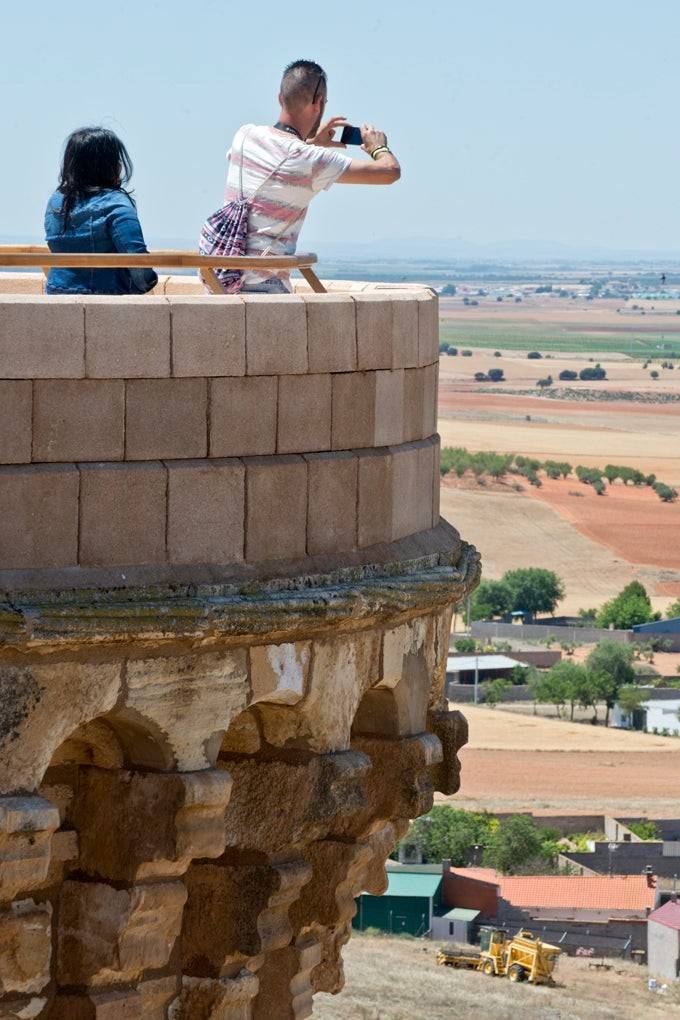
[440,446,678,503]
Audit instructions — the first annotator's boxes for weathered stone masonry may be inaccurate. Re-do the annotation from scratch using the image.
[0,279,479,1018]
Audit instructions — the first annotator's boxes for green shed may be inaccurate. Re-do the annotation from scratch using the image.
[353,868,443,936]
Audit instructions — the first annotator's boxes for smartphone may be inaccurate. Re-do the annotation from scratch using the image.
[340,125,363,146]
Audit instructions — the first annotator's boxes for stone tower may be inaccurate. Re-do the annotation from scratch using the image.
[0,279,479,1017]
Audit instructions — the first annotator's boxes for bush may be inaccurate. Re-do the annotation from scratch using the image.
[527,351,543,360]
[579,364,607,381]
[447,347,458,356]
[487,368,505,382]
[461,349,473,357]
[537,376,553,388]
[454,637,477,653]
[559,369,578,381]
[653,482,678,503]
[482,677,509,706]
[650,370,659,379]
[592,478,606,495]
[474,372,489,382]
[494,350,502,358]
[597,582,654,630]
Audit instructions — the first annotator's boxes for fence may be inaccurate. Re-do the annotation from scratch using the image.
[471,621,633,644]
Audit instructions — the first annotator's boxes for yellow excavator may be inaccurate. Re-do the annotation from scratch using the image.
[436,926,561,985]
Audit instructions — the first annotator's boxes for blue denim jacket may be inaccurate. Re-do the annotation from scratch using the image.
[45,189,158,295]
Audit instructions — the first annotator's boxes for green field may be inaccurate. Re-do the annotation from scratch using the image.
[439,319,680,358]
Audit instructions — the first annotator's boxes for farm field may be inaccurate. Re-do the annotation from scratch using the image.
[437,295,680,612]
[445,705,680,815]
[439,295,680,358]
[314,933,680,1020]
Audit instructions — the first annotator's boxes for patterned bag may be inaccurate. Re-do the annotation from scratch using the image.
[199,130,291,293]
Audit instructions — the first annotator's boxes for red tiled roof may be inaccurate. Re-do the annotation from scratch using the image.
[649,899,680,930]
[449,868,656,912]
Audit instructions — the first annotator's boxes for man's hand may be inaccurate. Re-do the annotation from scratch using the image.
[308,116,348,147]
[360,124,388,154]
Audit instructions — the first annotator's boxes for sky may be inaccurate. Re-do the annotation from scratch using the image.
[4,0,680,256]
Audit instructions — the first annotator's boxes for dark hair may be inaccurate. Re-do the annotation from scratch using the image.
[280,59,326,112]
[57,127,133,229]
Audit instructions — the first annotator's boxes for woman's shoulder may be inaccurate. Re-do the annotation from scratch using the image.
[46,190,64,211]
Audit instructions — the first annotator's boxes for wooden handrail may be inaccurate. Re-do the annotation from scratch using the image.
[0,246,326,294]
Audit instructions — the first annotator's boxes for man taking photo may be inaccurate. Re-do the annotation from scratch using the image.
[223,58,401,293]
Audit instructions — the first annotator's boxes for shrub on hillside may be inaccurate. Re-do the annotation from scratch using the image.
[558,369,578,381]
[474,372,489,382]
[494,350,502,357]
[527,351,542,359]
[653,481,678,503]
[447,346,458,355]
[461,349,473,356]
[487,368,505,382]
[579,364,607,380]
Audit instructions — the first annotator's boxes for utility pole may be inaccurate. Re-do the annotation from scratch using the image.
[474,654,479,704]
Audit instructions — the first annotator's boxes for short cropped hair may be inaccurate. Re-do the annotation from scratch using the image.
[280,59,326,111]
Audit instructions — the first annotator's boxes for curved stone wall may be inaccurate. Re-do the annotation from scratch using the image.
[0,280,479,1019]
[0,288,440,582]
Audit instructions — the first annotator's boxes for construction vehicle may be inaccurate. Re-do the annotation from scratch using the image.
[436,926,560,985]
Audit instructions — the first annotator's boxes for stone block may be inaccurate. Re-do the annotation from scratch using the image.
[125,378,207,460]
[0,899,52,995]
[353,618,432,737]
[0,664,121,794]
[245,455,307,562]
[252,935,321,1020]
[182,856,311,974]
[210,376,277,457]
[0,798,60,901]
[120,650,249,770]
[84,297,170,378]
[72,767,233,881]
[416,437,437,532]
[57,879,187,986]
[244,296,307,375]
[432,444,441,526]
[343,732,442,836]
[422,361,438,438]
[391,294,419,368]
[0,382,32,465]
[331,372,375,450]
[0,296,84,378]
[0,464,79,569]
[169,972,259,1020]
[354,294,392,370]
[357,448,393,548]
[417,292,439,366]
[167,458,245,564]
[374,370,404,447]
[305,452,357,556]
[303,294,356,373]
[390,442,420,540]
[427,708,468,795]
[53,979,177,1020]
[266,632,380,753]
[32,380,125,462]
[402,367,426,442]
[277,374,332,454]
[290,839,371,931]
[0,996,48,1019]
[78,462,166,566]
[249,642,311,704]
[50,989,142,1020]
[169,296,246,377]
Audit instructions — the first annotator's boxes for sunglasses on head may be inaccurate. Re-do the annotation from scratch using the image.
[311,73,326,104]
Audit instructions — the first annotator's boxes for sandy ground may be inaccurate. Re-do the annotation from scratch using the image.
[315,934,680,1020]
[458,705,680,752]
[441,707,680,814]
[439,482,674,616]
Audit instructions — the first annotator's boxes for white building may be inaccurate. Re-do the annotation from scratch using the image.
[612,690,680,736]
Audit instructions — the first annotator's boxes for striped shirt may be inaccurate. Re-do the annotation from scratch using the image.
[225,124,352,288]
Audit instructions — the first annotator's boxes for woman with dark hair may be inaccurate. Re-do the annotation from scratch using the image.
[45,127,157,294]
